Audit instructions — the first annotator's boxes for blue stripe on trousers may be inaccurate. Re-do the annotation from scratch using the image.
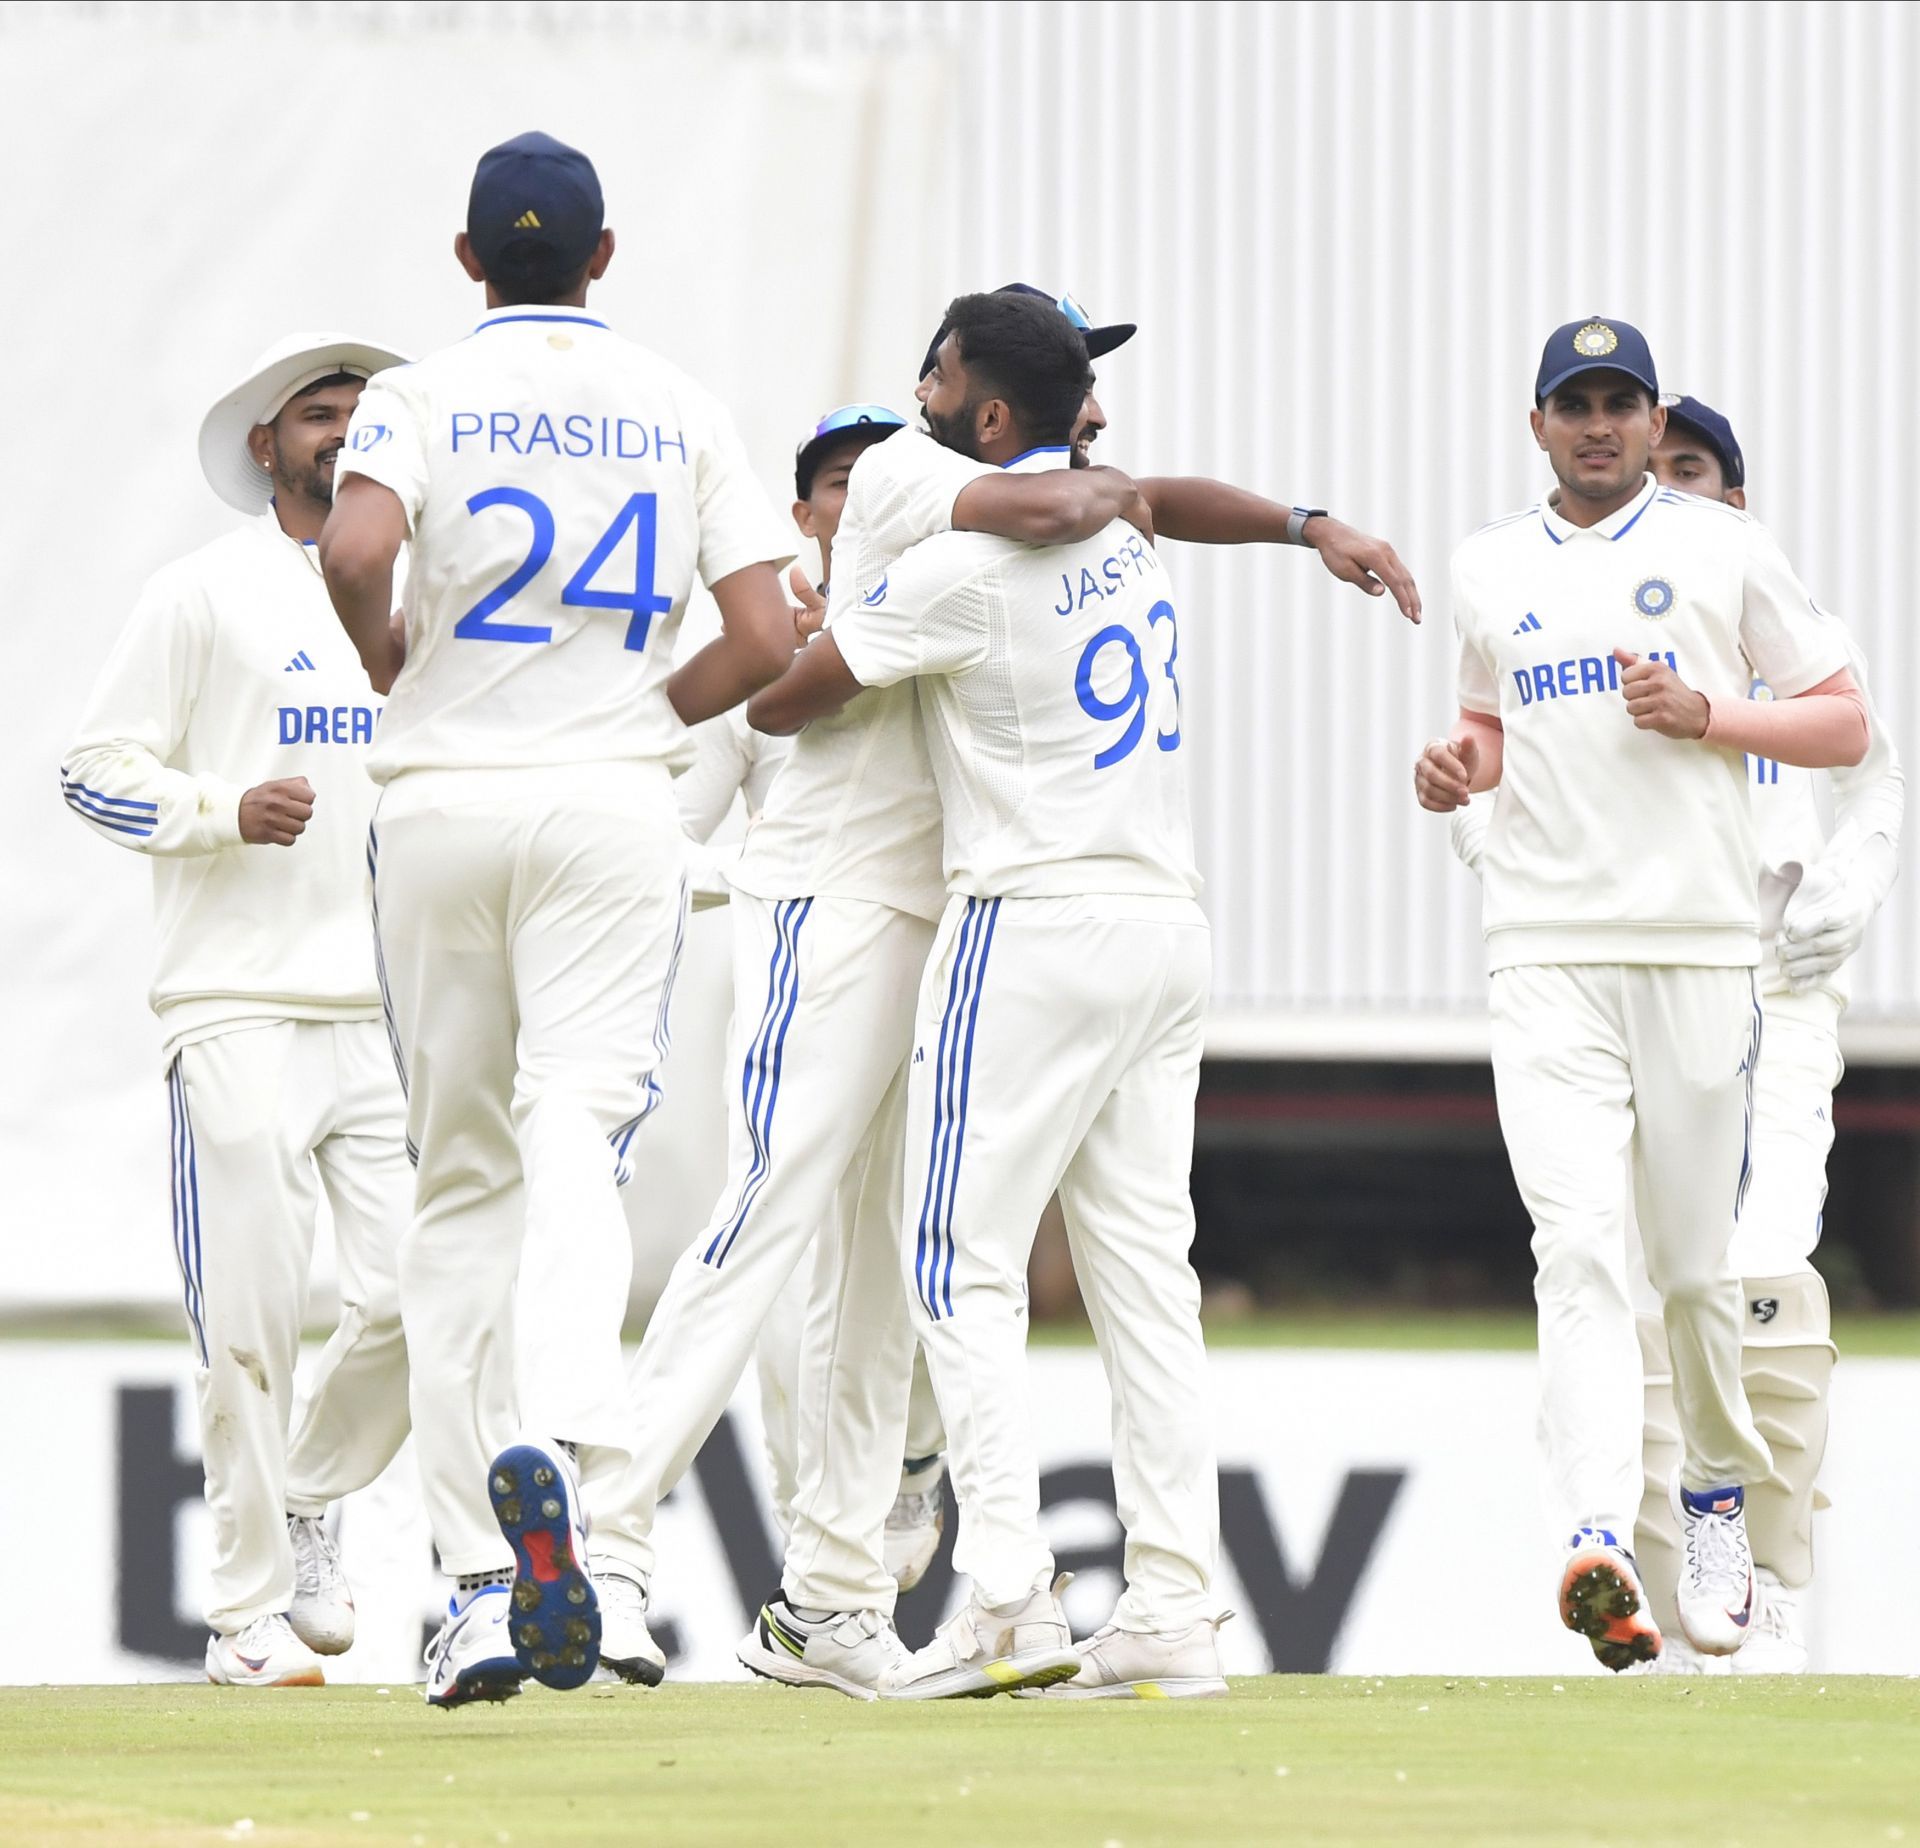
[167,1057,209,1365]
[704,896,812,1267]
[913,900,981,1315]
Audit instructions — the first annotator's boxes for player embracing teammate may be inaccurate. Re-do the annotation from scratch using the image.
[1418,318,1872,1671]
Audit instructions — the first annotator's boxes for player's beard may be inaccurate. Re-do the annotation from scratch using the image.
[275,446,339,510]
[922,399,984,461]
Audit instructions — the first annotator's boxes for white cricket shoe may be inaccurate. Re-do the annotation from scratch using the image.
[1670,1477,1756,1656]
[882,1576,1079,1700]
[594,1567,667,1687]
[737,1597,913,1701]
[423,1585,523,1708]
[1027,1616,1231,1699]
[205,1613,325,1688]
[1556,1527,1661,1673]
[286,1513,354,1656]
[1731,1567,1808,1674]
[885,1459,945,1594]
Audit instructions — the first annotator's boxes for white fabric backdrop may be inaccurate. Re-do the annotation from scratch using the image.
[0,9,949,1308]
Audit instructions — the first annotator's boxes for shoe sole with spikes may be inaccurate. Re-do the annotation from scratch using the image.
[488,1444,600,1691]
[1559,1548,1662,1673]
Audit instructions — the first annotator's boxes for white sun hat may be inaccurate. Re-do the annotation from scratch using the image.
[198,330,410,513]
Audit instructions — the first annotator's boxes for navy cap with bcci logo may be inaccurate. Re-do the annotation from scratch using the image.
[1535,315,1659,402]
[467,131,604,290]
[1659,393,1746,489]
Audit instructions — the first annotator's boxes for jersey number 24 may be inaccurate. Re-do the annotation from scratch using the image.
[453,487,670,652]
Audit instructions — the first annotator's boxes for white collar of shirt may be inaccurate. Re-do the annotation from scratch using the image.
[471,302,611,335]
[255,508,323,571]
[1001,445,1073,475]
[1539,471,1658,546]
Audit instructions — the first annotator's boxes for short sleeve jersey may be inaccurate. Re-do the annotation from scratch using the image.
[336,303,793,784]
[729,428,993,922]
[831,449,1202,903]
[1453,475,1850,970]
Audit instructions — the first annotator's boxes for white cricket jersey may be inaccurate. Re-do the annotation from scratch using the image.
[1454,475,1850,971]
[62,514,387,1066]
[1748,630,1903,1000]
[336,303,793,785]
[675,704,792,904]
[730,427,993,922]
[832,448,1202,904]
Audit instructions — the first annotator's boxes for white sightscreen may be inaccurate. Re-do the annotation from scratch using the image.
[2,0,1913,1307]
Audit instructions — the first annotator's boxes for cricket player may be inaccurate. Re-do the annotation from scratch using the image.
[1416,318,1870,1670]
[318,131,797,1707]
[63,332,416,1688]
[583,336,1154,1693]
[1453,394,1903,1673]
[751,287,1236,1700]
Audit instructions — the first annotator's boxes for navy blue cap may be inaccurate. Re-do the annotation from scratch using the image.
[1659,393,1746,489]
[794,402,907,498]
[919,284,1135,379]
[1535,316,1659,402]
[467,132,604,287]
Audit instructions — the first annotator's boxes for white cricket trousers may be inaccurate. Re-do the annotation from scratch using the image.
[906,894,1219,1631]
[166,1019,412,1633]
[370,764,686,1574]
[590,892,934,1598]
[1488,963,1773,1538]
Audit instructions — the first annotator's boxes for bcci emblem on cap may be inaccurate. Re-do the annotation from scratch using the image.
[1574,321,1619,358]
[1633,576,1675,620]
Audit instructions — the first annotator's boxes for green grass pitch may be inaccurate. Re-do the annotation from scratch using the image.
[3,1679,1917,1846]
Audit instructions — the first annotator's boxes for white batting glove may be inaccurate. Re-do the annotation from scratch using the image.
[1777,840,1881,990]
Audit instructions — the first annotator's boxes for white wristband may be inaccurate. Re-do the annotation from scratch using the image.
[1287,506,1327,545]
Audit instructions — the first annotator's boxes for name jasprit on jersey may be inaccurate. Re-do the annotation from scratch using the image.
[447,411,691,461]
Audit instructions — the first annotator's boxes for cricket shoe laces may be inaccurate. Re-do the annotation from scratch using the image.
[1671,1478,1755,1657]
[286,1513,355,1656]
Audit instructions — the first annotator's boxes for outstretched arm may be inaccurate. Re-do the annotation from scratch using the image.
[1136,477,1420,623]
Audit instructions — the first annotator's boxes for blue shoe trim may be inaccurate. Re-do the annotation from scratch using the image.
[488,1443,601,1691]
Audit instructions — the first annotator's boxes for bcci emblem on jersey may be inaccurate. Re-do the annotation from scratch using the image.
[1573,321,1619,358]
[1633,576,1675,620]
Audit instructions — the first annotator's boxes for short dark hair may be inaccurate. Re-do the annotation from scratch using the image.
[485,254,592,307]
[939,291,1092,445]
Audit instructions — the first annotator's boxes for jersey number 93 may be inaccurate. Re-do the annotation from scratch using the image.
[1074,598,1182,768]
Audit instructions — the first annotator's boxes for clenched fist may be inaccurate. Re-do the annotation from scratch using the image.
[239,776,315,846]
[1414,734,1479,812]
[1615,648,1709,740]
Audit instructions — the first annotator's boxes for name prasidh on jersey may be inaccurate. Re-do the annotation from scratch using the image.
[278,705,378,745]
[1512,651,1677,708]
[448,412,689,462]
